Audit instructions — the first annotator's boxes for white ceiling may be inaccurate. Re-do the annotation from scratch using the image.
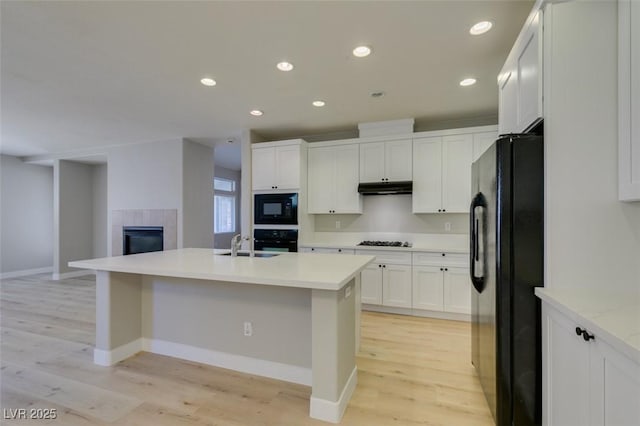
[1,1,533,170]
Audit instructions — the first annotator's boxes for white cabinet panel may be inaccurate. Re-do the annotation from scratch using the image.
[359,142,385,183]
[382,264,412,308]
[252,144,300,190]
[473,131,497,162]
[499,70,518,135]
[308,144,361,214]
[360,264,382,305]
[619,0,640,200]
[412,266,444,311]
[304,247,355,255]
[442,134,473,213]
[359,139,412,183]
[517,20,541,131]
[412,137,442,213]
[385,139,412,181]
[443,267,471,314]
[599,339,640,426]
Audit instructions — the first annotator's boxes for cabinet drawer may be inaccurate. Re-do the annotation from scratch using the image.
[355,250,411,265]
[413,251,468,267]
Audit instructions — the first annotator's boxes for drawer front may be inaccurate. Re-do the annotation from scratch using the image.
[355,250,412,265]
[305,247,355,255]
[413,251,468,267]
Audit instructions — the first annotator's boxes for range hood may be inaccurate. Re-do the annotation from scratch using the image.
[357,181,413,195]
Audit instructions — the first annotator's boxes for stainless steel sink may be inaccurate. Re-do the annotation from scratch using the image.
[220,252,279,258]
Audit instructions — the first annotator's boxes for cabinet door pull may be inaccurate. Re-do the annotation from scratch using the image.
[444,268,448,271]
[582,331,595,342]
[575,327,584,336]
[382,264,386,268]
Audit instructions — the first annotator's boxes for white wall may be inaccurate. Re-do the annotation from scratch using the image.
[0,155,53,275]
[54,160,93,276]
[92,164,108,258]
[314,195,468,234]
[182,140,214,248]
[544,1,640,293]
[214,165,241,249]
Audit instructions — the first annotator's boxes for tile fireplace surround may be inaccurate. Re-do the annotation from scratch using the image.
[111,209,177,256]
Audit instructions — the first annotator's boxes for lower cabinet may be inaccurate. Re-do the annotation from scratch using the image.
[412,266,470,314]
[542,302,640,426]
[360,263,383,305]
[360,263,412,308]
[300,247,355,254]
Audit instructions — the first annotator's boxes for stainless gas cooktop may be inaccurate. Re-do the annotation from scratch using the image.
[357,241,412,248]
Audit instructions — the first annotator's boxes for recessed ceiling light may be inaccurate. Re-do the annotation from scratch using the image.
[352,45,372,58]
[460,78,477,87]
[250,110,263,116]
[200,77,217,86]
[470,21,493,35]
[276,61,294,72]
[312,100,326,107]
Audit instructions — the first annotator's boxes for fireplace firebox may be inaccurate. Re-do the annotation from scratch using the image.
[123,226,163,255]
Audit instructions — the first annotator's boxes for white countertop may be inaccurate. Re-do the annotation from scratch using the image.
[536,287,640,364]
[69,248,375,291]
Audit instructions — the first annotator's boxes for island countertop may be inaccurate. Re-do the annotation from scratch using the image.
[69,248,375,291]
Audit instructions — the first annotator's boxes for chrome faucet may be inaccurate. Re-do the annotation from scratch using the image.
[231,234,254,257]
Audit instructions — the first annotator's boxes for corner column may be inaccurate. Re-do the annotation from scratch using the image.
[310,278,358,423]
[94,270,143,366]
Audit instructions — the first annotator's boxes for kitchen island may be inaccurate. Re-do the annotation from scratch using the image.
[69,248,375,423]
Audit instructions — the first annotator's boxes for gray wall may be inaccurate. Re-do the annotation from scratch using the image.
[54,160,94,275]
[314,195,468,234]
[108,139,183,253]
[544,1,640,292]
[214,165,241,249]
[182,140,214,248]
[0,155,53,274]
[92,164,108,258]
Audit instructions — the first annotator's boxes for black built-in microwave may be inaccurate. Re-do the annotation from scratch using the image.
[254,193,298,225]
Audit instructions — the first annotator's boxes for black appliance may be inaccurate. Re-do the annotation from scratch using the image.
[123,226,163,255]
[358,241,411,247]
[254,193,298,225]
[470,130,544,426]
[357,181,412,195]
[253,229,298,252]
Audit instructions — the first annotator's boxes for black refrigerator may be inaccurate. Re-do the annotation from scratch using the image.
[469,130,543,426]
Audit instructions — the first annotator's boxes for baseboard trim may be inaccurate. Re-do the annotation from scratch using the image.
[142,338,312,386]
[309,366,357,423]
[362,304,471,322]
[52,270,95,280]
[0,266,53,280]
[94,338,143,366]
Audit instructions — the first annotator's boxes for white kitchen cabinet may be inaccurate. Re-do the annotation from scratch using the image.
[498,10,543,134]
[308,144,362,214]
[412,252,470,315]
[412,266,444,311]
[360,263,383,305]
[301,247,355,255]
[359,139,412,183]
[413,134,472,213]
[618,0,640,201]
[542,302,640,426]
[381,264,412,308]
[443,266,471,314]
[472,131,498,162]
[252,142,301,190]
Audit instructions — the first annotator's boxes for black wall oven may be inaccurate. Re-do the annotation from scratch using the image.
[254,193,298,225]
[253,229,298,252]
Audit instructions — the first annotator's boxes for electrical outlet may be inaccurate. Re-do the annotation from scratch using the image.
[445,222,451,232]
[335,221,341,229]
[243,321,253,337]
[345,285,352,299]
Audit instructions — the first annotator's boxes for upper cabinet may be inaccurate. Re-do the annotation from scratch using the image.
[413,134,473,213]
[359,139,412,183]
[252,140,303,191]
[498,10,543,135]
[619,0,640,201]
[472,131,498,162]
[308,144,362,214]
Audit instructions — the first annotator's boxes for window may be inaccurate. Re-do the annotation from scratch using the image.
[214,178,236,233]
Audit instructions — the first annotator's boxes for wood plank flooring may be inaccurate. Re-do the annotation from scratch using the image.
[0,274,493,425]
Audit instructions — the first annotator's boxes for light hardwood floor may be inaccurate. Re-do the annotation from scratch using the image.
[0,273,493,425]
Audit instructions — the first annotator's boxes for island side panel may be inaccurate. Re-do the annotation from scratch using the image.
[310,278,357,423]
[94,271,143,365]
[141,276,312,383]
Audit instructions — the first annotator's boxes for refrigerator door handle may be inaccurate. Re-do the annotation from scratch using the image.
[469,193,486,293]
